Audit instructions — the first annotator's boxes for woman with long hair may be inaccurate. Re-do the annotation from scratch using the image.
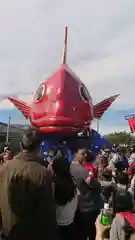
[51,152,79,240]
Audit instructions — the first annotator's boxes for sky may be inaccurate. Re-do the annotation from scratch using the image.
[0,0,135,134]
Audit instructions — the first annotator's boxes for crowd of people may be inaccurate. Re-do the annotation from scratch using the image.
[0,129,135,239]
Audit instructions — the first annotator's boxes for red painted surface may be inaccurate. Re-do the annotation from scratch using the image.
[7,64,118,134]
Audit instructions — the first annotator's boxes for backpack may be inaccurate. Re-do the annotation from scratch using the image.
[120,212,135,240]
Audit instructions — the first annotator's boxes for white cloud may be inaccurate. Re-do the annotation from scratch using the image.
[0,100,13,109]
[92,119,130,135]
[76,49,135,109]
[0,94,33,109]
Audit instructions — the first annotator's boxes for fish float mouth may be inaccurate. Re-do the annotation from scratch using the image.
[39,126,82,134]
[31,116,90,134]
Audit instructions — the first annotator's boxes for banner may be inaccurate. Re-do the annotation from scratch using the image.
[128,118,135,133]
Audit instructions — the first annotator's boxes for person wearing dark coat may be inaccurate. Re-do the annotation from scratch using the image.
[0,128,57,240]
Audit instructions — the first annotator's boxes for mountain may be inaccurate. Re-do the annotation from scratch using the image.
[0,122,28,133]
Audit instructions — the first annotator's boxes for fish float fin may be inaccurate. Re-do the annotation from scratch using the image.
[93,94,119,119]
[7,97,30,119]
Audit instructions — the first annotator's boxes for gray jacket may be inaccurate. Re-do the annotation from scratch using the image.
[70,161,103,212]
[110,213,135,240]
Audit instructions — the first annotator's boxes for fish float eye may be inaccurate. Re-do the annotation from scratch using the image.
[35,85,45,101]
[79,84,90,101]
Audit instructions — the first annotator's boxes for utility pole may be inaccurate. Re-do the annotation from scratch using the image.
[6,116,11,145]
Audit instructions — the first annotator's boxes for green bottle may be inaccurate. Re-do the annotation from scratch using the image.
[101,203,112,226]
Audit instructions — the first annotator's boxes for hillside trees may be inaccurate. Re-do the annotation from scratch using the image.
[105,131,135,145]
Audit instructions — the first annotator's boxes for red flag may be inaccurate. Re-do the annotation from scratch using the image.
[128,118,135,133]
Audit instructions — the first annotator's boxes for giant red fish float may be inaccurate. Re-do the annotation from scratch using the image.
[7,26,119,134]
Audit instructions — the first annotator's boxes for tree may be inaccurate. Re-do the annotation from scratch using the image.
[105,131,135,145]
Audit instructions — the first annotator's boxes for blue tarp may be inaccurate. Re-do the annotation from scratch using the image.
[91,129,112,159]
[40,129,111,162]
[40,138,73,163]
